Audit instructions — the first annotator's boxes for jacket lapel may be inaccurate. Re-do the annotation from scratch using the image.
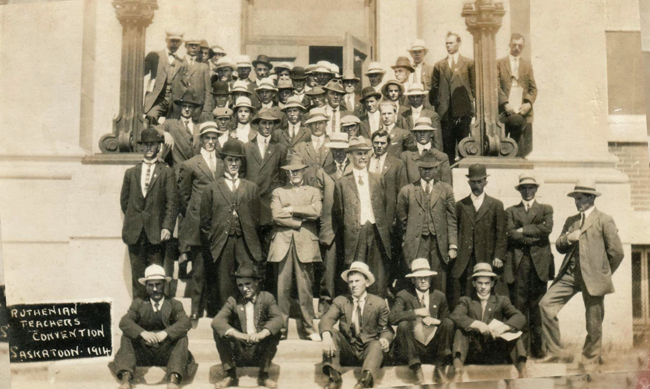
[249,139,263,165]
[461,197,477,225]
[429,182,441,207]
[344,296,353,333]
[217,178,233,204]
[235,297,247,331]
[414,183,424,208]
[135,163,144,199]
[145,164,162,197]
[197,155,215,180]
[581,208,599,234]
[261,142,279,168]
[503,57,512,80]
[475,195,492,223]
[346,175,360,199]
[443,59,452,81]
[526,201,542,224]
[483,295,497,323]
[161,299,172,328]
[470,296,483,322]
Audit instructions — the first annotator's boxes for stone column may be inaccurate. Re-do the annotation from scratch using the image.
[459,0,518,158]
[99,0,158,153]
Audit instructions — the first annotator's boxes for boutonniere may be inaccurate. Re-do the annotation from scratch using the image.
[389,133,396,140]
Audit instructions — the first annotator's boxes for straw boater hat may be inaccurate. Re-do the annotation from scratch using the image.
[365,62,386,76]
[404,83,429,96]
[137,127,163,144]
[323,79,346,94]
[231,80,253,95]
[199,121,221,136]
[138,264,171,285]
[359,86,382,102]
[215,56,236,70]
[466,164,489,181]
[341,261,375,286]
[391,56,415,73]
[219,138,245,159]
[252,54,273,69]
[325,132,349,149]
[471,263,497,279]
[346,136,373,152]
[381,79,405,96]
[304,108,330,124]
[408,39,429,54]
[330,64,341,78]
[211,81,230,96]
[232,262,262,280]
[212,107,233,121]
[412,122,435,132]
[282,153,308,171]
[341,70,360,83]
[515,172,539,190]
[233,96,255,111]
[291,66,307,80]
[282,96,306,111]
[416,151,443,169]
[174,89,202,107]
[165,30,184,40]
[405,258,438,278]
[341,115,361,127]
[567,178,601,198]
[252,108,281,124]
[255,78,278,92]
[235,55,252,68]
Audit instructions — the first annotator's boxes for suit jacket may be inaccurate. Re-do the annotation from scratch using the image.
[177,154,225,248]
[397,108,443,152]
[230,127,259,144]
[554,208,624,296]
[358,114,381,139]
[312,162,354,245]
[388,286,450,326]
[268,184,323,263]
[319,293,394,344]
[370,155,408,225]
[497,56,537,123]
[144,50,188,116]
[186,59,213,113]
[503,201,554,284]
[121,162,178,246]
[397,180,458,264]
[343,93,364,116]
[294,138,333,171]
[120,298,191,341]
[400,149,451,185]
[332,172,392,263]
[199,177,262,262]
[243,138,288,226]
[410,62,435,91]
[272,123,311,150]
[450,293,525,332]
[382,126,417,159]
[155,119,201,171]
[453,195,507,279]
[212,291,284,337]
[430,55,475,119]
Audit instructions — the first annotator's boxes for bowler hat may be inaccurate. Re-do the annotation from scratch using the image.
[323,79,346,94]
[137,127,163,144]
[416,151,443,168]
[291,66,307,80]
[405,258,437,278]
[212,107,233,118]
[174,89,202,107]
[514,172,539,190]
[232,262,262,280]
[252,54,273,69]
[304,108,330,124]
[346,136,372,153]
[471,263,497,278]
[365,62,386,75]
[504,114,527,133]
[408,39,429,54]
[138,264,171,285]
[211,81,230,96]
[199,121,221,136]
[281,96,306,111]
[466,164,489,181]
[341,261,375,286]
[219,138,245,159]
[342,70,360,82]
[567,178,601,198]
[381,79,405,97]
[325,132,349,149]
[359,86,382,102]
[252,108,280,124]
[281,153,308,171]
[391,56,415,73]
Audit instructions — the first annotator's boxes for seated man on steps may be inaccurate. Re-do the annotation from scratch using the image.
[114,265,195,389]
[212,262,283,388]
[320,262,393,389]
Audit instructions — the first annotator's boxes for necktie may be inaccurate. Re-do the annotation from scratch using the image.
[374,158,380,173]
[426,182,431,195]
[451,57,457,72]
[525,203,529,213]
[314,138,321,151]
[290,125,295,140]
[184,120,191,135]
[353,300,362,337]
[209,154,216,174]
[154,301,160,312]
[513,57,519,78]
[144,162,153,195]
[580,212,585,228]
[337,164,344,178]
[358,174,364,186]
[420,295,426,309]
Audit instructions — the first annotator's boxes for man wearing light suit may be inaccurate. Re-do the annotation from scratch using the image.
[268,154,323,341]
[539,179,624,370]
[408,39,435,91]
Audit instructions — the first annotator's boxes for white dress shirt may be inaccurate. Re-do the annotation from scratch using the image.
[326,105,341,135]
[420,178,434,194]
[369,153,387,174]
[335,159,348,176]
[353,168,375,224]
[257,134,271,157]
[470,192,485,212]
[312,134,326,151]
[235,123,251,143]
[448,53,460,69]
[288,122,301,139]
[218,132,229,147]
[478,293,489,320]
[141,159,156,197]
[261,102,273,110]
[345,93,356,111]
[368,111,381,134]
[522,199,535,212]
[224,173,240,192]
[416,142,431,155]
[165,48,176,65]
[384,123,395,136]
[509,54,520,80]
[187,55,197,67]
[351,291,368,332]
[224,296,257,336]
[151,297,164,313]
[415,289,429,310]
[412,63,424,85]
[200,148,218,174]
[580,205,595,228]
[411,105,423,125]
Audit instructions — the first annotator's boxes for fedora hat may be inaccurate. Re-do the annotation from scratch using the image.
[466,164,489,181]
[325,132,349,149]
[331,64,341,77]
[291,66,307,80]
[281,96,306,111]
[408,39,429,54]
[341,115,361,128]
[233,96,256,111]
[235,55,252,68]
[471,263,497,279]
[315,61,333,73]
[405,83,429,96]
[137,127,163,144]
[276,79,295,90]
[138,264,171,285]
[231,80,252,95]
[416,151,443,168]
[215,56,236,70]
[281,153,308,171]
[405,258,437,278]
[381,79,405,96]
[567,178,601,197]
[413,116,440,130]
[232,262,262,280]
[306,86,326,96]
[200,39,210,49]
[515,172,539,190]
[211,81,230,96]
[219,138,245,159]
[346,136,372,152]
[252,108,281,124]
[165,30,184,40]
[255,78,278,92]
[365,62,386,75]
[252,54,273,69]
[359,86,382,102]
[212,106,233,118]
[341,261,375,286]
[304,108,330,124]
[174,89,202,107]
[323,79,345,94]
[342,70,360,82]
[391,56,415,73]
[199,121,221,136]
[305,64,317,75]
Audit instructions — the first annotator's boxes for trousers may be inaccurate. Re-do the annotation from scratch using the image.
[322,330,385,378]
[128,232,164,300]
[114,335,191,378]
[391,319,454,367]
[214,332,281,373]
[354,222,389,298]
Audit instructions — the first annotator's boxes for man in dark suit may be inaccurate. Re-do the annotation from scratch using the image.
[332,137,392,298]
[368,129,408,225]
[144,30,189,125]
[212,263,283,388]
[291,66,309,106]
[272,96,310,152]
[450,263,527,379]
[253,55,273,87]
[408,39,434,91]
[255,78,280,113]
[539,179,624,370]
[320,262,393,389]
[399,119,451,185]
[430,32,475,164]
[503,173,554,358]
[121,128,178,299]
[396,153,457,294]
[183,38,213,114]
[177,122,226,321]
[323,79,347,134]
[497,34,537,157]
[200,139,263,313]
[231,97,258,144]
[342,71,364,116]
[374,101,416,158]
[451,164,507,309]
[381,79,407,115]
[114,265,195,389]
[389,259,455,384]
[399,83,443,151]
[358,87,383,138]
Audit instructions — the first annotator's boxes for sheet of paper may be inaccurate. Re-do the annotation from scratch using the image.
[508,85,524,111]
[413,318,438,346]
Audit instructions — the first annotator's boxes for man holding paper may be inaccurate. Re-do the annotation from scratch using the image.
[388,258,455,385]
[449,263,527,380]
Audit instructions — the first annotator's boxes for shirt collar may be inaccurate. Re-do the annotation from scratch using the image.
[312,134,326,142]
[509,54,520,62]
[522,199,535,208]
[352,167,367,177]
[257,134,271,141]
[225,172,239,181]
[244,294,257,304]
[237,123,250,130]
[415,289,429,300]
[449,53,459,63]
[353,291,367,303]
[420,178,435,188]
[416,143,431,153]
[412,105,423,113]
[385,123,395,133]
[335,158,348,168]
[477,293,490,302]
[151,297,164,309]
[200,148,216,160]
[372,153,387,163]
[471,192,485,203]
[582,205,595,220]
[143,158,157,165]
[262,102,273,109]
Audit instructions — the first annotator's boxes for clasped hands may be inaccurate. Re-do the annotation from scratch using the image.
[140,330,168,346]
[233,328,271,345]
[414,308,441,327]
[504,102,531,116]
[469,320,510,339]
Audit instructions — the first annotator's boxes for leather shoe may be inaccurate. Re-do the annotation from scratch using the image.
[433,366,445,384]
[214,374,238,388]
[258,372,277,388]
[353,370,373,388]
[167,373,181,389]
[411,365,424,385]
[536,353,574,364]
[118,371,132,389]
[324,369,342,389]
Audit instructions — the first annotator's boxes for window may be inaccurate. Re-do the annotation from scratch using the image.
[633,246,650,345]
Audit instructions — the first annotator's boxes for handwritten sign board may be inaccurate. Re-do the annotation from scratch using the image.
[8,302,111,363]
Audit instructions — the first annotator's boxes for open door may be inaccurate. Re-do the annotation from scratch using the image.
[344,32,372,89]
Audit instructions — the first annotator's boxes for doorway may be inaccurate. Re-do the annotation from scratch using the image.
[309,46,343,71]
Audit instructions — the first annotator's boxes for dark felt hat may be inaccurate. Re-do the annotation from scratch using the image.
[174,89,203,107]
[291,66,307,80]
[211,81,230,96]
[466,164,489,180]
[219,138,245,159]
[252,108,281,124]
[232,262,262,279]
[252,54,273,69]
[359,86,382,102]
[416,151,443,168]
[137,127,163,144]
